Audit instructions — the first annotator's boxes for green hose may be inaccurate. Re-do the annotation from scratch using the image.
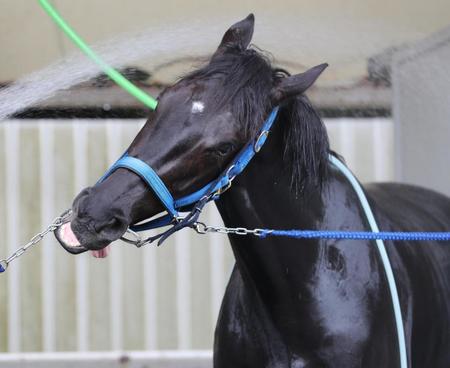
[38,0,158,110]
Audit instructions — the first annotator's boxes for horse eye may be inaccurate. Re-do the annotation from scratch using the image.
[216,143,234,157]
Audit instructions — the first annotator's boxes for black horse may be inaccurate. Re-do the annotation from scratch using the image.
[56,14,450,367]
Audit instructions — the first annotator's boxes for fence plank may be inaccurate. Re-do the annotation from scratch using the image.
[73,123,89,352]
[86,124,110,351]
[175,229,192,349]
[5,123,21,352]
[156,237,177,349]
[0,126,7,351]
[20,125,43,352]
[191,220,213,349]
[40,123,56,351]
[53,124,77,352]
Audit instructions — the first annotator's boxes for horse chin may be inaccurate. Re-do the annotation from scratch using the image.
[55,221,111,259]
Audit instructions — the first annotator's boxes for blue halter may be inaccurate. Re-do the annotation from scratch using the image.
[98,106,280,242]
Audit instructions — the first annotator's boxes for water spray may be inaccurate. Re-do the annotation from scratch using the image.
[38,0,158,110]
[0,2,160,273]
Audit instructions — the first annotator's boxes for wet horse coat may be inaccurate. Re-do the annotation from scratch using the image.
[57,14,450,367]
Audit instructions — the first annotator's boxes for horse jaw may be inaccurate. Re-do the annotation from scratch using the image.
[55,221,111,258]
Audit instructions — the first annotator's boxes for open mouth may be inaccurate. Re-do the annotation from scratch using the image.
[55,215,111,258]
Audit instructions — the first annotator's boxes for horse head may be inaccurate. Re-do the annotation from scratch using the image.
[55,14,327,256]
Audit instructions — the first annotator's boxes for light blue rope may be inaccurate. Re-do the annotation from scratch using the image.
[331,155,408,368]
[302,155,410,367]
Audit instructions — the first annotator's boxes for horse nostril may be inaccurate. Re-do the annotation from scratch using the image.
[94,216,126,234]
[71,185,130,239]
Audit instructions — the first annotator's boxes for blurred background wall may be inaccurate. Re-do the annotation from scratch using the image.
[1,0,450,83]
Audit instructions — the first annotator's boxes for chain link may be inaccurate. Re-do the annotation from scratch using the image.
[0,209,72,273]
[0,210,268,273]
[193,221,270,237]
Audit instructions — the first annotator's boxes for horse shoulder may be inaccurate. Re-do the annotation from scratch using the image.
[365,182,450,366]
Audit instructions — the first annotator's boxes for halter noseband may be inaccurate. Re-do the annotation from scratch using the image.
[98,106,279,245]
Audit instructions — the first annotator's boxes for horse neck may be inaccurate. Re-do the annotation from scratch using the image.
[215,118,369,294]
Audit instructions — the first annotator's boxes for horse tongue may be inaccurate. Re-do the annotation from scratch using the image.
[91,246,111,258]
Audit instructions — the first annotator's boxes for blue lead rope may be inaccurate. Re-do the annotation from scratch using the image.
[259,229,450,241]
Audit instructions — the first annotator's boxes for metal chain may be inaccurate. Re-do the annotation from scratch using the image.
[0,209,72,273]
[192,221,270,237]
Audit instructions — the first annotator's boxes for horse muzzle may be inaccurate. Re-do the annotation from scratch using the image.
[55,218,113,258]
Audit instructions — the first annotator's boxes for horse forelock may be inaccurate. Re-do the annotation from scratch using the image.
[180,46,330,193]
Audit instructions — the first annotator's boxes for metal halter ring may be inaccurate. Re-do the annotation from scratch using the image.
[225,164,236,179]
[254,131,269,152]
[215,181,232,196]
[193,222,208,234]
[214,164,236,196]
[120,228,144,246]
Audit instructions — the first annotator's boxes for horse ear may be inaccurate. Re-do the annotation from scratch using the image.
[216,14,255,53]
[271,63,328,104]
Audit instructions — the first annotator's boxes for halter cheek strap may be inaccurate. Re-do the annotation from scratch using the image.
[98,106,280,241]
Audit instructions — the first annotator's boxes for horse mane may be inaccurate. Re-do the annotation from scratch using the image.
[281,94,330,193]
[182,46,330,193]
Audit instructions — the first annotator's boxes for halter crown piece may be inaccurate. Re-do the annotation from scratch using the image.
[98,106,280,246]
